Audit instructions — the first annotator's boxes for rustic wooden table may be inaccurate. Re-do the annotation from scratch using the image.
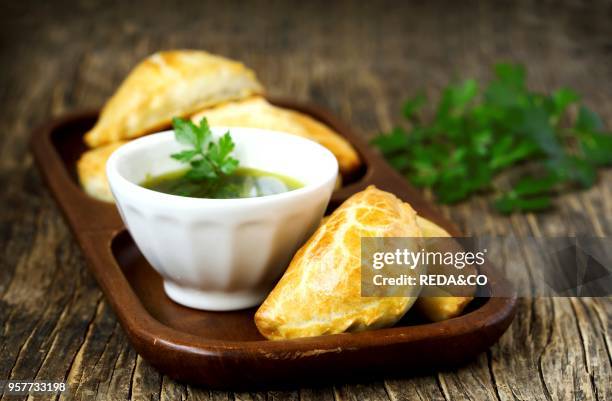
[1,1,610,400]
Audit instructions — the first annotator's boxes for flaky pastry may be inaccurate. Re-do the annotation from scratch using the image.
[255,186,422,340]
[191,97,361,175]
[77,141,127,202]
[414,216,475,322]
[85,50,263,147]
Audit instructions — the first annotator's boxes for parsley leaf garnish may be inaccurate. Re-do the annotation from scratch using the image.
[372,63,612,214]
[171,117,239,181]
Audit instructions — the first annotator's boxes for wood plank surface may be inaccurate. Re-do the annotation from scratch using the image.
[0,0,610,400]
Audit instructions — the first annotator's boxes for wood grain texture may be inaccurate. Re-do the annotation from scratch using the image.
[0,0,610,399]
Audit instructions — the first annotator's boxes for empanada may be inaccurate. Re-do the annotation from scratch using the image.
[255,186,422,340]
[414,216,475,322]
[77,141,127,202]
[84,50,263,147]
[191,97,361,175]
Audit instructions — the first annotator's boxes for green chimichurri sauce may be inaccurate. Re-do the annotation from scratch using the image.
[141,167,303,199]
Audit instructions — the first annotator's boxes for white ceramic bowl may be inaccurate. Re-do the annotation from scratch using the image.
[106,127,338,311]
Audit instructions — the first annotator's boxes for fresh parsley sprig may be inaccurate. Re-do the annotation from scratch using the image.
[171,117,239,180]
[372,63,612,214]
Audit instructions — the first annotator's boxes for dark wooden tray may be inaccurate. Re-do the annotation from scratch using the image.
[30,99,517,390]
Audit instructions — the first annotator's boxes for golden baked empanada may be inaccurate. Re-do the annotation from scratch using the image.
[77,141,127,202]
[255,186,422,340]
[415,295,473,322]
[191,97,361,175]
[85,50,263,147]
[414,216,475,322]
[416,216,451,237]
